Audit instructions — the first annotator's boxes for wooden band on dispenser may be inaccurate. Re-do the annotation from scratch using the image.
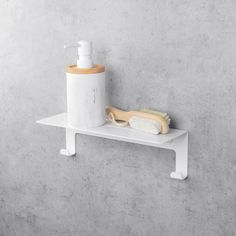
[66,64,105,74]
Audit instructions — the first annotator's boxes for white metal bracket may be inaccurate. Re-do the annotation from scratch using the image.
[158,132,188,180]
[59,128,188,180]
[60,129,76,156]
[37,113,188,180]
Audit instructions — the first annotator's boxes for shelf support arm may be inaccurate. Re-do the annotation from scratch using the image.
[59,128,188,180]
[162,133,188,180]
[60,128,76,156]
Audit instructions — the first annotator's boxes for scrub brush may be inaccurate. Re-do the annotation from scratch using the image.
[140,109,171,125]
[106,106,169,134]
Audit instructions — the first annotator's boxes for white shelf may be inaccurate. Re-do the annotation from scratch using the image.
[37,113,186,146]
[37,113,188,180]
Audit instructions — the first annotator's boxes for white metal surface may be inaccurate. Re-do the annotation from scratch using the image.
[37,113,188,180]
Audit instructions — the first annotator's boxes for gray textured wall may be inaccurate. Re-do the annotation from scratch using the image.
[0,0,236,235]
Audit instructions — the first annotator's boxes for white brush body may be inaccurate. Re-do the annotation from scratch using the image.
[129,116,161,134]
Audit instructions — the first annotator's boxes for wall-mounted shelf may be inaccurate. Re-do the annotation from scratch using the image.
[37,113,188,180]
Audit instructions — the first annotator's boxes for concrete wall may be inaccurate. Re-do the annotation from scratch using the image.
[0,0,235,235]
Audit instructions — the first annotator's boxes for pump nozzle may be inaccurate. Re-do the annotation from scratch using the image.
[64,40,94,69]
[63,44,78,49]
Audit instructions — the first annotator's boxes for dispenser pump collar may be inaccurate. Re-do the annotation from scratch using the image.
[77,40,94,69]
[64,40,94,69]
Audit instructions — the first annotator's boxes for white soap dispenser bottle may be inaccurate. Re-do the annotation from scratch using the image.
[65,40,106,128]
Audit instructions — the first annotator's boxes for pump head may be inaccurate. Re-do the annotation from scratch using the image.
[64,40,94,69]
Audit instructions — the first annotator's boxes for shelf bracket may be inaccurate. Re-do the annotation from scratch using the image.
[60,129,76,156]
[160,132,188,180]
[59,128,188,180]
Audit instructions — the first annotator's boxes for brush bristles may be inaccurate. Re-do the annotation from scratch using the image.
[129,116,161,134]
[140,108,171,125]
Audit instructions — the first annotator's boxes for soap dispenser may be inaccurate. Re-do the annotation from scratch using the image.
[65,40,106,128]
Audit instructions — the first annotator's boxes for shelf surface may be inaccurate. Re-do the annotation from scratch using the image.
[37,113,187,146]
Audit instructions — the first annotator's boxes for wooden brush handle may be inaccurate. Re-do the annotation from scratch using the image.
[106,106,132,123]
[106,106,169,134]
